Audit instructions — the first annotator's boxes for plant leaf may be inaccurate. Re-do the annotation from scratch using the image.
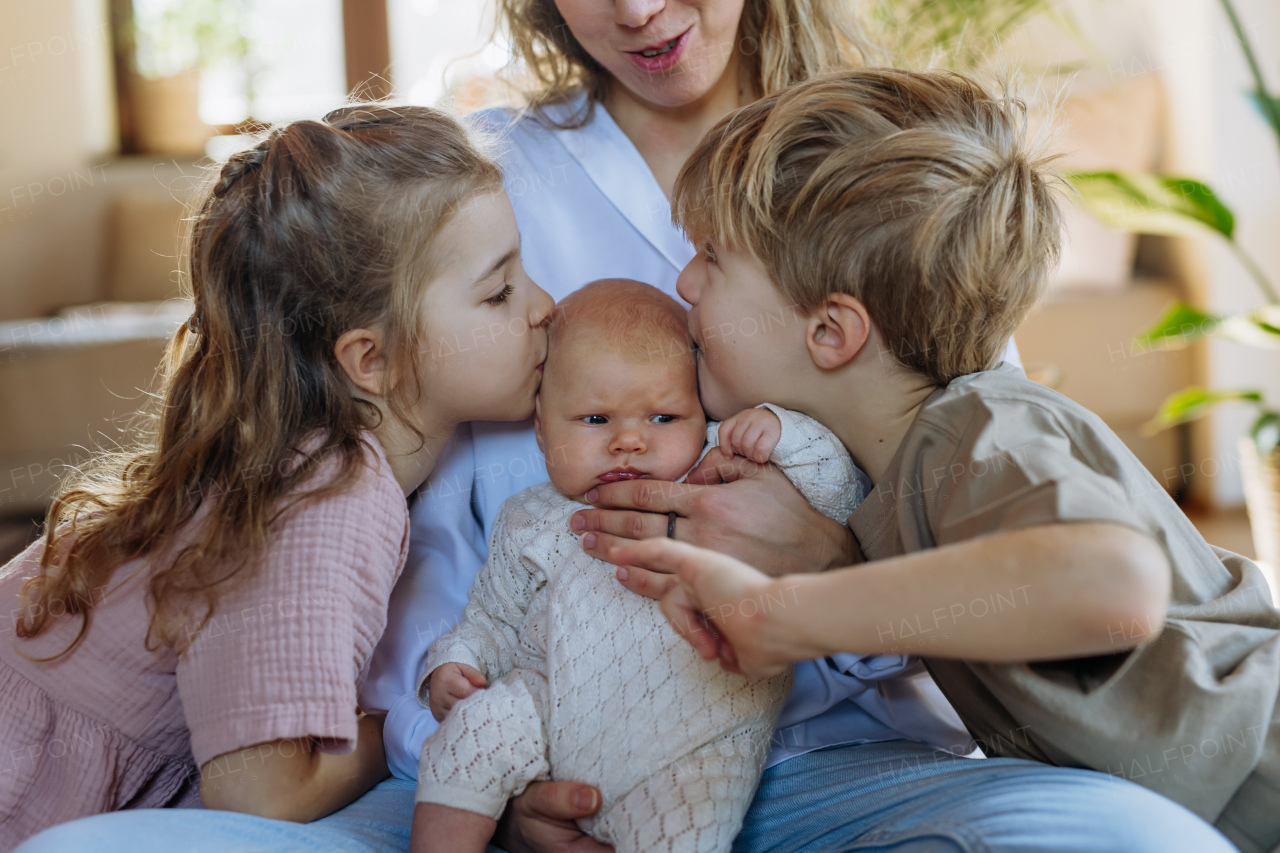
[1246,90,1280,137]
[1135,302,1219,348]
[1253,411,1280,456]
[1142,387,1264,435]
[1068,172,1236,240]
[1217,305,1280,348]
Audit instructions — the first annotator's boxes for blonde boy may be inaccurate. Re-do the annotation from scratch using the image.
[606,69,1271,852]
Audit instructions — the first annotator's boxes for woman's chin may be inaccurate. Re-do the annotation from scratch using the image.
[614,64,724,111]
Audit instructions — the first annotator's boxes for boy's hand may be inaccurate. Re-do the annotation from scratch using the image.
[717,408,782,464]
[428,662,487,722]
[607,538,817,678]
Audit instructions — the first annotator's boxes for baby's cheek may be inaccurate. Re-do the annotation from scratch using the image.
[674,424,709,474]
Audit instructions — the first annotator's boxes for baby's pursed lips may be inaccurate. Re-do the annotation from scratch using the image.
[598,467,649,483]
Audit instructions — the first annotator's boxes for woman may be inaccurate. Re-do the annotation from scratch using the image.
[371,3,1218,853]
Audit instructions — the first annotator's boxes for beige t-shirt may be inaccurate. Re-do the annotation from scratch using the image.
[847,363,1280,848]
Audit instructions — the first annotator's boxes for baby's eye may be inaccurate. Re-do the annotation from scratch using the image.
[485,283,514,306]
[582,415,608,425]
[650,415,676,424]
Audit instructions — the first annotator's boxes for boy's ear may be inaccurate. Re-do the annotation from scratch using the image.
[533,394,546,455]
[804,294,871,370]
[334,328,389,397]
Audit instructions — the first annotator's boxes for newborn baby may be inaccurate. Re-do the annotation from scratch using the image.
[412,280,864,853]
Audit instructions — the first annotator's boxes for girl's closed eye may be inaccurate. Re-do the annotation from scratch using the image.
[485,282,514,306]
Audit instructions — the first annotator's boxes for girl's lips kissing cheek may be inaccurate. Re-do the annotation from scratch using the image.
[626,28,690,74]
[598,467,649,483]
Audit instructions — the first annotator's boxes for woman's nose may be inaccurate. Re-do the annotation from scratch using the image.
[615,0,664,29]
[609,429,646,454]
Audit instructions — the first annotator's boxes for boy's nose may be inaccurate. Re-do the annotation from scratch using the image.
[676,259,701,306]
[609,429,646,455]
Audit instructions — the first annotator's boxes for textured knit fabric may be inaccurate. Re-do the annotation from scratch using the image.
[848,363,1280,852]
[0,437,409,852]
[417,407,861,853]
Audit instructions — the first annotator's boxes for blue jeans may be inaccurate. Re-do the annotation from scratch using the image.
[16,743,1236,853]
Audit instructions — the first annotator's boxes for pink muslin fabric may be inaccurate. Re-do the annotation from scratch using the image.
[0,436,409,850]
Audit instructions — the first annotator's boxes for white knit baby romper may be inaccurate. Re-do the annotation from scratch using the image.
[418,405,865,853]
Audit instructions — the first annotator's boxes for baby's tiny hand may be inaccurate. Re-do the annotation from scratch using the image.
[718,408,782,465]
[428,662,487,722]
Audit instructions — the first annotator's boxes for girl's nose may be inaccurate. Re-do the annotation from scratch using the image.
[529,281,554,328]
[609,429,646,455]
[615,0,664,29]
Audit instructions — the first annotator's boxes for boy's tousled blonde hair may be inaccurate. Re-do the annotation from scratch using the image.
[673,68,1064,385]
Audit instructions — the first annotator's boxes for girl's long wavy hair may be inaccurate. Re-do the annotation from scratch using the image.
[16,105,500,657]
[496,0,874,123]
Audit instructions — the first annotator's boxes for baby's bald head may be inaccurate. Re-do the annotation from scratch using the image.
[535,280,705,498]
[545,279,695,373]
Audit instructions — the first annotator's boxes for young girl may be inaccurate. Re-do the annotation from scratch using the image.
[1,104,551,850]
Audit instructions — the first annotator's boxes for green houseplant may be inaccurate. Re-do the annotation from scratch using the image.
[863,0,1077,69]
[128,0,256,153]
[1067,0,1280,564]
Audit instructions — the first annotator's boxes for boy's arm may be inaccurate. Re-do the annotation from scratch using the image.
[608,521,1171,676]
[417,504,543,705]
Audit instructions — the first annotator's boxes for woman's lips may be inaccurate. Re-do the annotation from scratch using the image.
[626,29,690,74]
[598,468,649,483]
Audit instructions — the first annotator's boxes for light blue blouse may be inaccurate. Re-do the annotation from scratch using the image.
[362,94,983,781]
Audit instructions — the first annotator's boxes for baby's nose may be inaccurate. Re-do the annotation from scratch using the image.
[610,430,646,454]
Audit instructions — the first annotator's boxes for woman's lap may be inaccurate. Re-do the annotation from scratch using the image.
[16,743,1234,853]
[733,741,1235,853]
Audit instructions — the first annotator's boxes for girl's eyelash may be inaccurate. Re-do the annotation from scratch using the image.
[486,283,514,305]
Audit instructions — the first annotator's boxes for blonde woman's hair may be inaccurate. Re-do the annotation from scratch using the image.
[495,0,872,121]
[672,68,1064,385]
